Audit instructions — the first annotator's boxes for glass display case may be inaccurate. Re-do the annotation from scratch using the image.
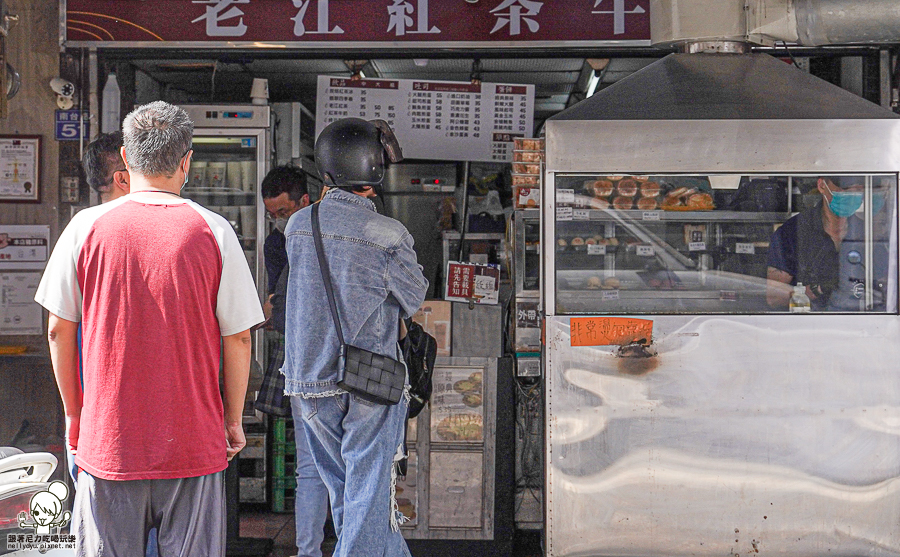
[540,52,900,557]
[551,173,897,314]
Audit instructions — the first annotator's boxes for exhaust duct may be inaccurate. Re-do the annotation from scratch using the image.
[651,0,900,49]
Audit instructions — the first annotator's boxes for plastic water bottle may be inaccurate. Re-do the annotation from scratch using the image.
[101,73,121,133]
[789,282,811,313]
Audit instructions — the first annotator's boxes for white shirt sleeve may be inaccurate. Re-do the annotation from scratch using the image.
[191,203,265,336]
[34,211,89,322]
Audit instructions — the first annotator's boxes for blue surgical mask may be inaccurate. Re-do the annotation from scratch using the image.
[827,190,863,217]
[871,192,887,214]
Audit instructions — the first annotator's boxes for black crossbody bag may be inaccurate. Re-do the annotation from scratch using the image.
[311,202,406,405]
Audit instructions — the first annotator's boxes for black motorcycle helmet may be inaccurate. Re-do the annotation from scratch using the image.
[314,118,403,190]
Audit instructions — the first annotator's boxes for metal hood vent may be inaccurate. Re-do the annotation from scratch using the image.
[550,52,899,122]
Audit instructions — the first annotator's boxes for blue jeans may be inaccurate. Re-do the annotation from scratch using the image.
[289,399,331,557]
[291,393,411,557]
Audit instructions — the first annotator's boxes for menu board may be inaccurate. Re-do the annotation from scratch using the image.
[316,76,534,163]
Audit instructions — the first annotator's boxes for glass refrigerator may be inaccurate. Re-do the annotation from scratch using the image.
[179,104,270,417]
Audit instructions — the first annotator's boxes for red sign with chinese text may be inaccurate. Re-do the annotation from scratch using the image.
[446,262,474,299]
[65,0,651,46]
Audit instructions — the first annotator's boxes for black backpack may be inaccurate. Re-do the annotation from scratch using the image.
[400,318,437,418]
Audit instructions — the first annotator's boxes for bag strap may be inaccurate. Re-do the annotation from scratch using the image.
[311,202,345,346]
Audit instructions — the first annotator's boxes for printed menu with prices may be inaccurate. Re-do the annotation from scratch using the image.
[316,76,534,163]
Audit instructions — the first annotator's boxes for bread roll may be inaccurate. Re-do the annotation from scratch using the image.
[616,179,639,197]
[686,192,714,209]
[640,181,661,197]
[613,196,634,210]
[590,180,614,197]
[637,196,658,210]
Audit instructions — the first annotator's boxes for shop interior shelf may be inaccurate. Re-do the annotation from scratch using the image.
[560,210,792,223]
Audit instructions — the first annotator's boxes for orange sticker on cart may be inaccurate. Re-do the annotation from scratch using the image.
[570,317,653,347]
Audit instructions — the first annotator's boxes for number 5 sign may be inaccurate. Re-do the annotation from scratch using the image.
[55,110,90,141]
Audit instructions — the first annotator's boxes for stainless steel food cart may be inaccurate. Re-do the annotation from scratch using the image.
[541,53,900,557]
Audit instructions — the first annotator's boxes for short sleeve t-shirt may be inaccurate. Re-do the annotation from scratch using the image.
[35,194,264,480]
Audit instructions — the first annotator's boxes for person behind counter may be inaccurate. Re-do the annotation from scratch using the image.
[766,176,889,311]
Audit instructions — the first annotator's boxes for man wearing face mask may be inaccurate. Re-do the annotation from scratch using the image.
[766,176,890,310]
[261,165,311,326]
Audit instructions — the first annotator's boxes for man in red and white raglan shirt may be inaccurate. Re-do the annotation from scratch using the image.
[35,101,264,557]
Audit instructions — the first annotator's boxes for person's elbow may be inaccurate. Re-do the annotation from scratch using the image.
[47,313,78,344]
[224,329,253,348]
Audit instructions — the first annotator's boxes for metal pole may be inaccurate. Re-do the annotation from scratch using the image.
[88,47,99,206]
[456,160,470,262]
[880,48,892,109]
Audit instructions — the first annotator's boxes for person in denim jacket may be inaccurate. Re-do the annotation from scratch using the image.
[282,118,426,557]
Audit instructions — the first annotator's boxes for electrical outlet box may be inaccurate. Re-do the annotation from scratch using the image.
[61,176,79,203]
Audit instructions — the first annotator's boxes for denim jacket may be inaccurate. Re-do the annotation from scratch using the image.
[281,188,428,396]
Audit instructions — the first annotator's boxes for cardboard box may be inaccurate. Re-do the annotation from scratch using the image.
[412,301,452,357]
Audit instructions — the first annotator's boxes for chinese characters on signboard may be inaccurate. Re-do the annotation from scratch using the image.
[445,261,500,305]
[66,0,651,44]
[316,76,533,162]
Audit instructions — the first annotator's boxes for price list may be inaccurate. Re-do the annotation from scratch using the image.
[316,76,534,163]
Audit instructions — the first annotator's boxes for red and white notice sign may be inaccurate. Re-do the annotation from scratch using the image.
[445,261,500,305]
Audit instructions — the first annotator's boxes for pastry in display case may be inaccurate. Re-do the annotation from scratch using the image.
[552,173,897,314]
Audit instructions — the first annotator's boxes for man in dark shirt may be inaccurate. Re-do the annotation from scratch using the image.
[256,164,309,414]
[767,176,890,311]
[262,165,310,308]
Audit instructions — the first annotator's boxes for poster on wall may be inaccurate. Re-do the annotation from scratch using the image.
[0,272,43,335]
[316,76,534,162]
[429,365,485,444]
[0,136,40,202]
[0,225,51,270]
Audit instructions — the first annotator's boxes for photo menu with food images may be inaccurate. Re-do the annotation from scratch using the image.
[316,76,534,163]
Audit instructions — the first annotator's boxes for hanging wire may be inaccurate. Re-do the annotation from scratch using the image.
[779,41,802,70]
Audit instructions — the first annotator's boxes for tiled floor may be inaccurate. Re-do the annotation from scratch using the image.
[239,511,543,557]
[239,511,336,557]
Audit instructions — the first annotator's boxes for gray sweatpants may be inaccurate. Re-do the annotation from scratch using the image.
[72,471,225,557]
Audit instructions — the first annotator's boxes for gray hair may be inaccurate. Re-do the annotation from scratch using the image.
[122,101,194,177]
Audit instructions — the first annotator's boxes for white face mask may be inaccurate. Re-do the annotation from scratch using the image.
[275,217,289,233]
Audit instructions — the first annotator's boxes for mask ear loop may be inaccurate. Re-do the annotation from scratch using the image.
[180,150,192,193]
